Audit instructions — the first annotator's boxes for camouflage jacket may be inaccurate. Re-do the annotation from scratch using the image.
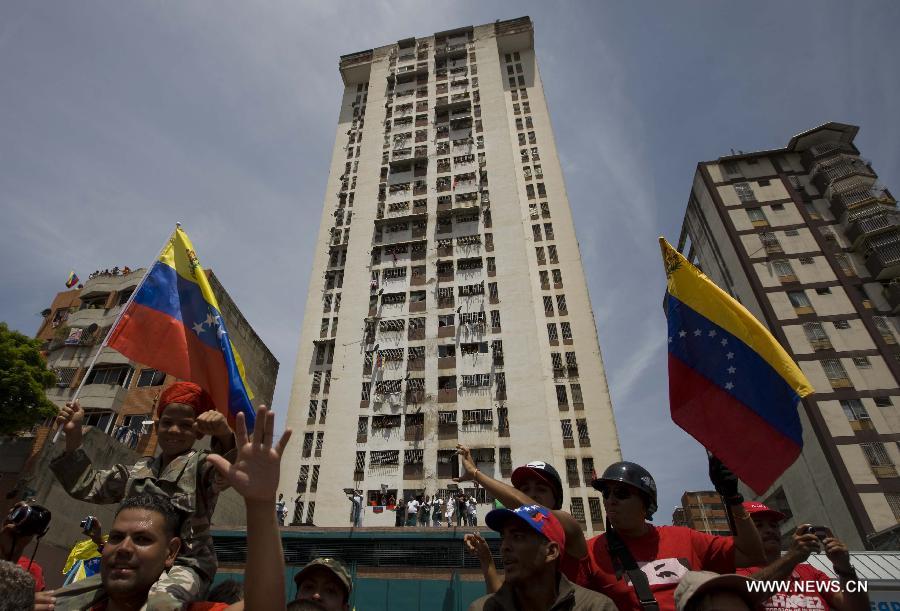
[50,446,233,584]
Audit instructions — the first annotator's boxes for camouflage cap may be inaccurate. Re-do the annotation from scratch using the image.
[293,558,352,597]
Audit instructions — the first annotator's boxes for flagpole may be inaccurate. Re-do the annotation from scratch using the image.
[51,224,180,445]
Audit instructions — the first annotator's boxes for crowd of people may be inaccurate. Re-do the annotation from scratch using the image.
[86,266,132,280]
[0,384,871,610]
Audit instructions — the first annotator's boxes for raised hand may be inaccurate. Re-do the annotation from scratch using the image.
[787,525,822,563]
[207,406,292,503]
[453,444,478,483]
[194,409,232,439]
[57,400,85,450]
[464,532,493,563]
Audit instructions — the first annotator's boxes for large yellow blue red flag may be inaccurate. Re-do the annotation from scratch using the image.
[108,226,255,429]
[661,237,813,494]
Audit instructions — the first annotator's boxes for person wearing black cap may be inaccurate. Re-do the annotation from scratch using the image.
[1,501,50,592]
[455,445,587,587]
[468,504,616,611]
[574,459,764,611]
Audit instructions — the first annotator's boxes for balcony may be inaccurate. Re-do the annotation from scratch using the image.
[434,95,471,115]
[845,211,900,249]
[829,185,895,218]
[884,280,900,314]
[434,41,468,60]
[812,156,877,194]
[865,236,900,280]
[387,62,428,84]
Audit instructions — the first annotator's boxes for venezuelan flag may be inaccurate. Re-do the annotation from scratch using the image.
[65,270,80,288]
[661,238,813,494]
[108,227,255,429]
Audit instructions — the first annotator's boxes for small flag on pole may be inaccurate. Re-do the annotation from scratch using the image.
[65,271,80,288]
[107,226,256,429]
[660,237,813,494]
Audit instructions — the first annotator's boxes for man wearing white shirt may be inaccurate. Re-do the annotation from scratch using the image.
[406,497,420,527]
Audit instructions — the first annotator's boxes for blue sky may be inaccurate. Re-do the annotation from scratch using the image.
[2,1,898,523]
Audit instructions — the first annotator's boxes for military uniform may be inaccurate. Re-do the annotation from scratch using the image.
[51,446,232,610]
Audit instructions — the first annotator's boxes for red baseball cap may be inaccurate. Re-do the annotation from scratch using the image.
[157,382,216,418]
[742,501,786,522]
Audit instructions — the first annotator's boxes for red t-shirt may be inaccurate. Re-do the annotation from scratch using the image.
[737,563,839,610]
[576,526,736,611]
[17,556,44,591]
[92,602,230,610]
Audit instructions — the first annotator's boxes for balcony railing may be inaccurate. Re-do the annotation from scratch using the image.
[865,237,900,280]
[846,211,900,248]
[830,185,895,218]
[812,156,877,193]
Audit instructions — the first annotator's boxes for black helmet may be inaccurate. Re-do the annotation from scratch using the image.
[511,461,564,510]
[592,461,658,520]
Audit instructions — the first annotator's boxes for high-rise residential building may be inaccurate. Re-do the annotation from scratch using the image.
[678,122,899,549]
[671,491,730,536]
[31,266,278,458]
[280,17,620,533]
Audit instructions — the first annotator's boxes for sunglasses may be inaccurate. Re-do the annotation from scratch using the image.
[600,486,634,501]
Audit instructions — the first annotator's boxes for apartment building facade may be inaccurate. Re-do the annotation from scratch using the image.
[671,491,731,536]
[679,122,899,548]
[279,17,621,533]
[32,267,278,458]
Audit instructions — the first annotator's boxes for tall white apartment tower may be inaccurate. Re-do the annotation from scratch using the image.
[279,17,621,534]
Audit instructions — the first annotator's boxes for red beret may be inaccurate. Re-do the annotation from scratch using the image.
[157,382,216,418]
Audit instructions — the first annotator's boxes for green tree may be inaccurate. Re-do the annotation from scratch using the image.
[0,322,58,436]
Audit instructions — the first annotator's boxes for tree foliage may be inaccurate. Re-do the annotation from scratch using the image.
[0,322,58,436]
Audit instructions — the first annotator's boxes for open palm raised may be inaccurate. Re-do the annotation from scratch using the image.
[207,406,292,503]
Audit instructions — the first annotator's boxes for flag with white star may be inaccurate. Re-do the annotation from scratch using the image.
[660,237,813,494]
[108,226,256,430]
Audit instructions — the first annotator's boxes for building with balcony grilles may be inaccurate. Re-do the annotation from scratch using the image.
[677,122,900,549]
[279,17,621,533]
[31,267,278,458]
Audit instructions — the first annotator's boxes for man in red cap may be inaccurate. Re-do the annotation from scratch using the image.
[468,504,616,611]
[736,501,869,611]
[51,382,238,610]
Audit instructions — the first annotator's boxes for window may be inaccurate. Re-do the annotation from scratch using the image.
[355,451,366,472]
[841,399,870,421]
[815,287,832,295]
[488,282,499,301]
[566,459,580,486]
[357,416,368,437]
[560,419,573,440]
[798,256,814,265]
[536,247,546,265]
[556,295,568,314]
[833,320,850,330]
[86,366,133,387]
[315,432,324,452]
[875,396,893,407]
[490,309,501,329]
[548,245,558,264]
[772,259,794,278]
[758,179,771,186]
[547,323,558,342]
[570,498,586,524]
[787,290,811,309]
[886,493,900,522]
[137,369,165,387]
[772,203,784,210]
[746,207,766,224]
[552,269,563,286]
[543,296,554,315]
[556,385,568,406]
[861,442,893,467]
[54,367,77,387]
[576,418,590,442]
[571,383,583,404]
[588,498,603,523]
[734,183,756,202]
[543,223,554,240]
[582,457,595,482]
[853,356,872,369]
[821,358,849,381]
[803,322,830,349]
[307,400,317,420]
[532,224,542,240]
[722,161,740,176]
[560,322,573,341]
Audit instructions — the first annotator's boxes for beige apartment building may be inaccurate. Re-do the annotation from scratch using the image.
[678,122,900,549]
[279,17,621,533]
